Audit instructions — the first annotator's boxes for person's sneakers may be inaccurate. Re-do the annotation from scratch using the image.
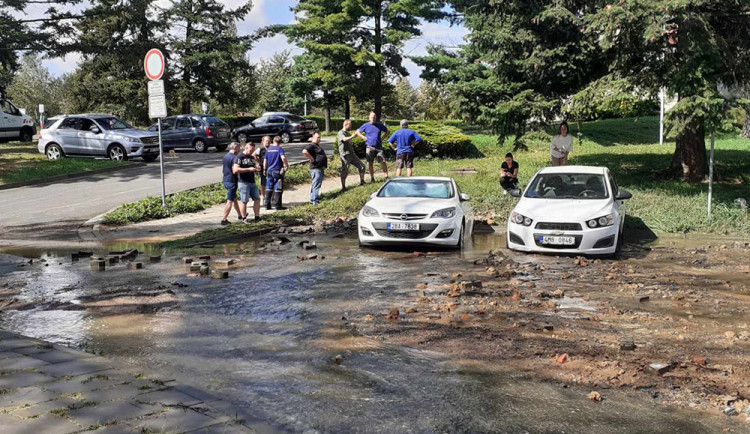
[254,216,261,222]
[503,190,508,195]
[238,215,246,221]
[221,219,230,226]
[360,181,366,186]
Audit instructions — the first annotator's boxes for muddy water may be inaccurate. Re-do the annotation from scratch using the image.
[0,236,742,433]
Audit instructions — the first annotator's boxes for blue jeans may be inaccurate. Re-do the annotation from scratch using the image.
[266,170,283,192]
[310,169,324,205]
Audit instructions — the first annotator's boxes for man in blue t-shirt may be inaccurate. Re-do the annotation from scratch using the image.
[221,143,242,225]
[355,111,390,183]
[263,136,290,210]
[387,119,422,177]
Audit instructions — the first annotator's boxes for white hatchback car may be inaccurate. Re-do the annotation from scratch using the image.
[507,166,632,256]
[358,177,473,248]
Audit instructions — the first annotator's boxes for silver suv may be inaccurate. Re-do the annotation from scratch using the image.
[38,115,160,161]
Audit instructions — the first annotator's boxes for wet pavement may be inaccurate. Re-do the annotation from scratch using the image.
[1,233,749,432]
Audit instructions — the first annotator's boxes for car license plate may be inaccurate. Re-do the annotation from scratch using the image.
[218,131,228,138]
[540,236,575,246]
[388,223,419,231]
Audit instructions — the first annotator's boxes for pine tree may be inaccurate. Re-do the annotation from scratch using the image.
[6,53,70,121]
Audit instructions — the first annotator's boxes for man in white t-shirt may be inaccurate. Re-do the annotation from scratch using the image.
[550,122,573,166]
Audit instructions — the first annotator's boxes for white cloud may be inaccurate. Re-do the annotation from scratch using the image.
[42,53,82,76]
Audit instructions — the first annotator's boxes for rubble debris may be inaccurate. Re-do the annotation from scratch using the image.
[303,242,318,251]
[149,255,162,263]
[647,363,673,375]
[127,262,143,270]
[556,353,569,364]
[620,339,636,351]
[588,391,602,402]
[182,257,194,264]
[691,356,708,366]
[638,295,650,303]
[90,260,106,271]
[387,308,400,320]
[333,355,343,365]
[211,271,229,279]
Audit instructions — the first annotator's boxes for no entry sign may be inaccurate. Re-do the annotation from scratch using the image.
[144,49,165,81]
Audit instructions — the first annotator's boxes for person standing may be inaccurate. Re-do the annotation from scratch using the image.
[550,121,573,166]
[355,111,390,183]
[500,152,519,193]
[387,119,422,177]
[337,120,366,190]
[221,143,242,225]
[302,132,328,205]
[233,142,261,222]
[263,136,289,210]
[253,135,271,204]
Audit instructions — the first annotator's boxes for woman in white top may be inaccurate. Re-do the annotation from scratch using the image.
[549,121,573,166]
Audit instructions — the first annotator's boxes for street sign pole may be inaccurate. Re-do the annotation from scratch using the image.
[158,118,166,207]
[707,128,715,219]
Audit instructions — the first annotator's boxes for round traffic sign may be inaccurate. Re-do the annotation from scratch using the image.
[144,49,165,81]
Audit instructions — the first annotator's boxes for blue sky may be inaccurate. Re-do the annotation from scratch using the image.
[42,0,468,87]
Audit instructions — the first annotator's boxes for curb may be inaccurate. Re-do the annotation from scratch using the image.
[0,162,146,191]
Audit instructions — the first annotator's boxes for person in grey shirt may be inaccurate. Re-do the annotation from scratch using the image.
[337,119,366,190]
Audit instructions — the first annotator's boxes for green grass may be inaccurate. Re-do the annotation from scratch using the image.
[164,116,750,248]
[0,141,131,185]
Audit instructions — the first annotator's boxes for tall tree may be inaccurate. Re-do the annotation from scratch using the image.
[165,0,253,114]
[6,53,70,121]
[253,51,305,115]
[386,77,418,119]
[415,80,453,120]
[589,0,750,181]
[416,2,606,147]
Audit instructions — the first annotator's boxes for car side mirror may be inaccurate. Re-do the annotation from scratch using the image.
[509,189,522,198]
[460,193,471,202]
[615,190,632,200]
[89,126,101,134]
[370,193,377,199]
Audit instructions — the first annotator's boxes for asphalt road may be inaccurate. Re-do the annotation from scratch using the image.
[0,140,334,228]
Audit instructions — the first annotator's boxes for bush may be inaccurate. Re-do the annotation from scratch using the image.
[334,122,477,159]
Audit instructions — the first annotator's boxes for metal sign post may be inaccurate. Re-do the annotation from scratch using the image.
[707,128,715,219]
[144,49,167,207]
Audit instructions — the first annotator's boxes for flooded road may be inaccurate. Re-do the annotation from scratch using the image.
[1,234,748,432]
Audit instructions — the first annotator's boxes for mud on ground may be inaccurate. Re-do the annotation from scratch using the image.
[354,240,750,421]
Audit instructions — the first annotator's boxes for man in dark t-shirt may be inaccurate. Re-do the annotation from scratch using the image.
[221,143,242,225]
[501,152,519,193]
[233,142,261,222]
[302,132,328,205]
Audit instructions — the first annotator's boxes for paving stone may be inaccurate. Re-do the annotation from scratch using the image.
[0,386,57,409]
[81,383,151,404]
[0,354,50,370]
[173,385,221,403]
[66,401,160,428]
[130,407,219,433]
[0,371,56,389]
[0,330,22,339]
[186,421,256,434]
[0,412,81,434]
[84,422,139,433]
[43,370,125,395]
[134,389,203,407]
[0,338,40,351]
[12,396,79,419]
[35,357,111,378]
[13,344,96,361]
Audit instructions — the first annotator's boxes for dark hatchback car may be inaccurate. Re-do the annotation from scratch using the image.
[147,114,231,152]
[232,113,318,144]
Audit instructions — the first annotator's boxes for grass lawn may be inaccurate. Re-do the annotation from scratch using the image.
[163,116,749,248]
[0,141,131,185]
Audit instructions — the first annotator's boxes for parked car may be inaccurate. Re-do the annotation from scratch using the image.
[147,114,231,152]
[358,177,473,249]
[506,165,632,257]
[0,97,36,142]
[232,113,318,144]
[37,114,160,161]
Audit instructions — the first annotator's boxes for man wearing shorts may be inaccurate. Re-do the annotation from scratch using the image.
[263,136,289,210]
[233,142,261,222]
[355,111,389,183]
[388,119,422,177]
[221,143,242,225]
[253,135,271,204]
[337,120,366,190]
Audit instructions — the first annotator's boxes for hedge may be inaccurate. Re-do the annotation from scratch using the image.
[334,121,479,160]
[218,115,480,133]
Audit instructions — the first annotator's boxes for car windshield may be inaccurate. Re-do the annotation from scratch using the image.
[525,173,609,199]
[201,116,226,127]
[97,117,133,130]
[378,180,454,199]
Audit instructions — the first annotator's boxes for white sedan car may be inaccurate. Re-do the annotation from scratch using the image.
[507,166,632,256]
[358,177,473,248]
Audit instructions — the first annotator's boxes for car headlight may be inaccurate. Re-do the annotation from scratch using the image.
[125,137,142,143]
[511,211,533,226]
[586,214,614,228]
[361,206,380,218]
[431,207,456,219]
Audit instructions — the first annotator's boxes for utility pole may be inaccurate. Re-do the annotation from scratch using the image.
[707,128,715,218]
[659,89,665,146]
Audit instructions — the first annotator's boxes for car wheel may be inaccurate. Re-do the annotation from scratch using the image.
[216,144,228,152]
[194,139,208,153]
[281,132,291,144]
[237,133,248,143]
[455,221,465,249]
[142,154,158,162]
[108,144,128,161]
[45,144,64,161]
[20,128,33,143]
[613,225,624,259]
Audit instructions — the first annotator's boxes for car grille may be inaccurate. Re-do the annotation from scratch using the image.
[535,222,583,231]
[140,136,159,145]
[382,213,429,221]
[372,223,439,240]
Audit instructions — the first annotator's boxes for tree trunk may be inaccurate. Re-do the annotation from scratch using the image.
[344,97,351,120]
[670,117,708,182]
[324,90,331,133]
[741,113,750,139]
[373,0,382,120]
